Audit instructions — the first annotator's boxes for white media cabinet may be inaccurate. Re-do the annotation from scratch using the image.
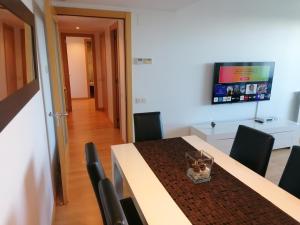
[191,119,300,155]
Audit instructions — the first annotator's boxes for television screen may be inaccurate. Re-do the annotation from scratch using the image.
[212,62,275,104]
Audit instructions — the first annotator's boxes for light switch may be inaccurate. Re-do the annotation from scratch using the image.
[134,58,152,65]
[134,58,143,65]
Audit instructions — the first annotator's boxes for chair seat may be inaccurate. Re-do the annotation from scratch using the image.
[120,198,144,225]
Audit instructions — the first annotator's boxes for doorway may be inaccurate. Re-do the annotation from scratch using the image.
[55,7,133,142]
[60,33,98,112]
[45,6,133,209]
[57,15,129,142]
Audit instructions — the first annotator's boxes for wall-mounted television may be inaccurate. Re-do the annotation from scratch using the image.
[212,62,275,104]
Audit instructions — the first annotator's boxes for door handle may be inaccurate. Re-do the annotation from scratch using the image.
[49,112,68,117]
[49,112,68,127]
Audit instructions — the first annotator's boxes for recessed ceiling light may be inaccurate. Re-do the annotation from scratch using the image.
[76,26,80,30]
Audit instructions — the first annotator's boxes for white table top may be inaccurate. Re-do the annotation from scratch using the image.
[111,136,300,225]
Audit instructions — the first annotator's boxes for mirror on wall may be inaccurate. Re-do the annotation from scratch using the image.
[0,0,39,132]
[0,4,36,101]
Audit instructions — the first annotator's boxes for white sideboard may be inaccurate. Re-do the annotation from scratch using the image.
[191,119,300,155]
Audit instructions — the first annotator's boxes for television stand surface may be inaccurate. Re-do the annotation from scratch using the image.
[191,119,299,155]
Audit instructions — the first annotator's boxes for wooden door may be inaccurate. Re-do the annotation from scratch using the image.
[3,24,17,95]
[100,32,108,114]
[60,34,72,112]
[44,0,69,204]
[111,29,120,128]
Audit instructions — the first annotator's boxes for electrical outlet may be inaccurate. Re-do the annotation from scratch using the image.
[135,98,140,104]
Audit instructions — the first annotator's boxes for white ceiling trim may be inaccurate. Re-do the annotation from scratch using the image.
[53,0,200,12]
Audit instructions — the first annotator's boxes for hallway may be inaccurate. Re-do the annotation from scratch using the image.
[54,99,123,225]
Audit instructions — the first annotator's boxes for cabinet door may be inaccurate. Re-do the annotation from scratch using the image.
[272,132,292,149]
[212,139,234,155]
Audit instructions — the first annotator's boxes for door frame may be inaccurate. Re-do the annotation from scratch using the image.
[99,31,108,115]
[84,39,93,99]
[110,23,120,128]
[60,33,99,111]
[54,7,133,142]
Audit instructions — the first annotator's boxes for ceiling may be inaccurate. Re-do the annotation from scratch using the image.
[54,0,200,11]
[57,15,118,33]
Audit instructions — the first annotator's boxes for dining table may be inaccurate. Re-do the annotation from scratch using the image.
[111,135,300,225]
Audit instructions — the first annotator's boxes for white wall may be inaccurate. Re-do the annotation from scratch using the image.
[0,1,54,225]
[66,36,89,98]
[132,0,300,137]
[54,0,300,138]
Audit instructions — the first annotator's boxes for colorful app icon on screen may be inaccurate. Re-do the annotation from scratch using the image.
[257,83,268,94]
[240,84,246,94]
[233,85,240,95]
[226,86,234,96]
[215,85,227,96]
[246,84,257,95]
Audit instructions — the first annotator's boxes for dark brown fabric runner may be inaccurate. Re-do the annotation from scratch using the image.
[134,138,299,225]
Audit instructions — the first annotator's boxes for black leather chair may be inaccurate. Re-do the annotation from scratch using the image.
[99,178,143,225]
[230,125,274,176]
[279,146,300,199]
[98,178,128,225]
[85,143,143,225]
[85,142,107,224]
[134,112,162,142]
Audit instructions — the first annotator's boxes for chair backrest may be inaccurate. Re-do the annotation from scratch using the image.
[85,142,107,223]
[134,112,162,142]
[98,178,128,225]
[230,125,274,176]
[279,146,300,199]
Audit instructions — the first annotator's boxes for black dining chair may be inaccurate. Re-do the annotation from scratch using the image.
[98,178,144,225]
[230,125,274,176]
[98,178,128,225]
[279,146,300,199]
[85,143,143,225]
[85,142,107,224]
[134,112,163,142]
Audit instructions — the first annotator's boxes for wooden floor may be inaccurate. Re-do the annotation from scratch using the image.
[54,99,123,225]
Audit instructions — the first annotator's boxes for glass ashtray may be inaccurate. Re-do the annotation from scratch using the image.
[185,150,214,184]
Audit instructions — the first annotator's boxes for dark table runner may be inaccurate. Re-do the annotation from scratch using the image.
[134,138,299,225]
